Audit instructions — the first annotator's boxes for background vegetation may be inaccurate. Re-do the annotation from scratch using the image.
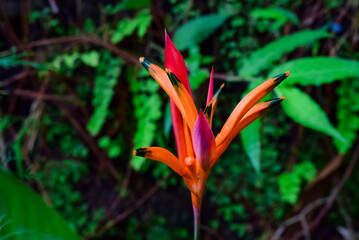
[1,0,359,239]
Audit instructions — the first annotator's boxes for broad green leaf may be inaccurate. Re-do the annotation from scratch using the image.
[276,86,347,144]
[240,118,261,174]
[240,30,330,78]
[0,170,81,240]
[268,57,359,86]
[174,13,229,51]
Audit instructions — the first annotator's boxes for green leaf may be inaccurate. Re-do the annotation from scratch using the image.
[240,118,261,174]
[294,161,317,182]
[250,7,299,24]
[108,146,121,158]
[240,30,330,78]
[274,8,300,24]
[334,79,359,153]
[278,161,316,204]
[0,52,51,71]
[98,136,111,148]
[276,86,347,144]
[87,54,122,136]
[249,7,298,32]
[278,172,302,204]
[268,57,359,86]
[130,72,162,171]
[136,9,152,38]
[0,116,11,130]
[174,13,229,51]
[0,170,82,240]
[105,0,150,15]
[111,9,152,43]
[84,18,95,32]
[63,52,80,68]
[111,19,138,44]
[80,50,100,67]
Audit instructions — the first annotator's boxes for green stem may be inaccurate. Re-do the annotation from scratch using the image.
[193,204,200,240]
[191,192,202,240]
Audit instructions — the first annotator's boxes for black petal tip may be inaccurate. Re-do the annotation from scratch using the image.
[134,147,149,157]
[139,57,151,69]
[166,70,181,88]
[265,98,284,108]
[272,73,288,84]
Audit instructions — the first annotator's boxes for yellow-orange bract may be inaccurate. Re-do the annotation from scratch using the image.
[134,32,290,237]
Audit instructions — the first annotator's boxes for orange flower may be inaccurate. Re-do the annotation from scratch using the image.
[134,32,290,239]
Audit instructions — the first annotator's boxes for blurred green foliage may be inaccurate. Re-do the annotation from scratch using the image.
[279,161,317,204]
[87,52,122,136]
[1,0,359,239]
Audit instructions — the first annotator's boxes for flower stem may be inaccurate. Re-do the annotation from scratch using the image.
[193,205,200,240]
[191,193,202,240]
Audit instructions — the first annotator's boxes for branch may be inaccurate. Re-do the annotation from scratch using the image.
[271,198,327,240]
[12,35,139,66]
[90,183,160,238]
[291,144,359,240]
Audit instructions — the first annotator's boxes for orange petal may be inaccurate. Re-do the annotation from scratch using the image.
[214,97,285,164]
[134,147,190,178]
[140,58,197,133]
[166,68,198,131]
[216,72,289,146]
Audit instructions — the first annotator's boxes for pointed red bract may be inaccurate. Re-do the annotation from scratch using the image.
[165,30,192,97]
[170,100,187,162]
[165,31,194,161]
[206,67,214,106]
[192,111,217,170]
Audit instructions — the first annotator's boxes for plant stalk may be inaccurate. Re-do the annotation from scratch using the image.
[191,193,202,240]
